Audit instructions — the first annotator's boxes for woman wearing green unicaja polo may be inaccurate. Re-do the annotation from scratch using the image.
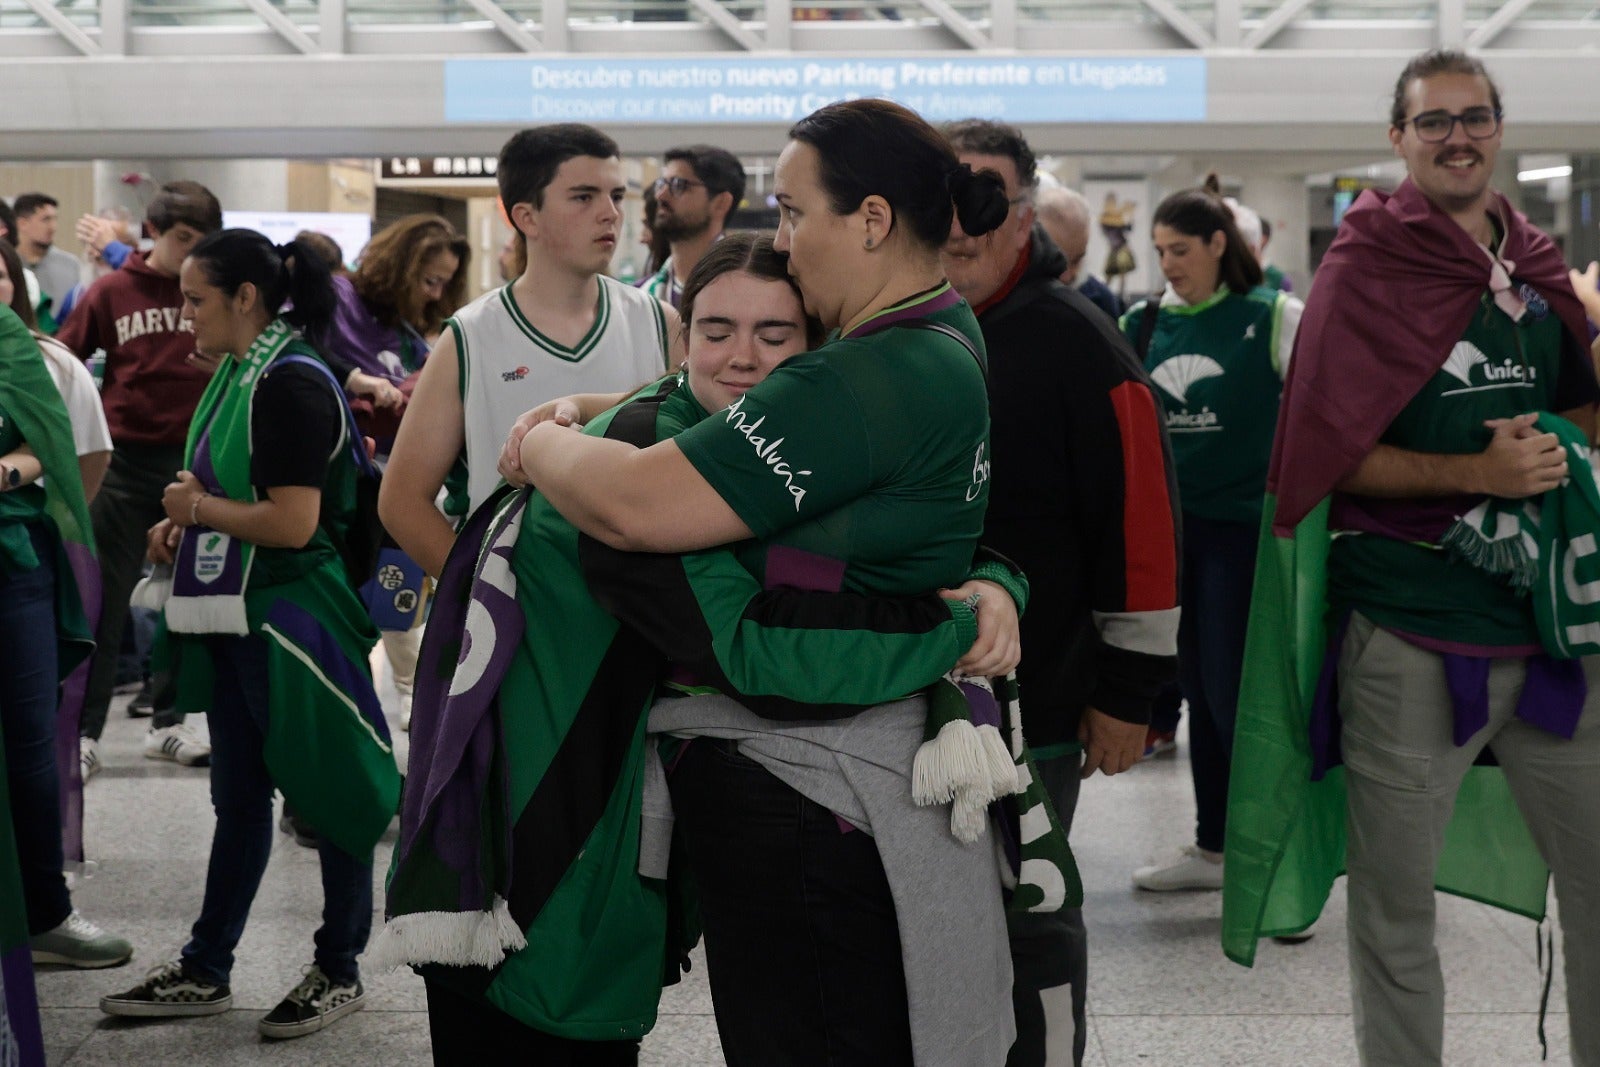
[1120,178,1303,895]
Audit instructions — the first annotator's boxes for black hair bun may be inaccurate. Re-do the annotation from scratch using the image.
[947,164,1010,237]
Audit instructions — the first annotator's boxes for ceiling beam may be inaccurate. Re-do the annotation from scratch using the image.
[16,0,98,55]
[686,0,763,51]
[1140,0,1214,49]
[459,0,543,51]
[1467,0,1538,47]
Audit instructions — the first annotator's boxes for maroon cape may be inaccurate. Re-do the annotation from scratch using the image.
[1269,178,1593,534]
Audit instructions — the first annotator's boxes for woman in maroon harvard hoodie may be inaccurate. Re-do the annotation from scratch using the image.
[55,180,223,781]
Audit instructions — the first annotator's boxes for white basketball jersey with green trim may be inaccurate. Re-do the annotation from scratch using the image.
[451,275,670,512]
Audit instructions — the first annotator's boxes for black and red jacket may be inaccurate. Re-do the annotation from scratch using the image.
[978,226,1181,745]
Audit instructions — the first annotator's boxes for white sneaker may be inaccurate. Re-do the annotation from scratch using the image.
[1132,845,1224,891]
[144,724,211,767]
[31,909,133,968]
[80,736,101,783]
[1273,917,1319,944]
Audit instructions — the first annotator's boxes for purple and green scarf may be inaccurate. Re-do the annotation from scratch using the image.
[166,319,301,636]
[164,318,401,857]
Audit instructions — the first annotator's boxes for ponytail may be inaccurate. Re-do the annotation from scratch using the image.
[276,238,336,341]
[945,164,1009,238]
[789,98,1010,249]
[188,228,336,343]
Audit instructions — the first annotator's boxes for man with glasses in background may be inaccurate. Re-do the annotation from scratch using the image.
[941,119,1181,1067]
[639,145,746,308]
[1233,49,1600,1064]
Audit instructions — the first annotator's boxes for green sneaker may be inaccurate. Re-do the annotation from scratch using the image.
[30,910,133,968]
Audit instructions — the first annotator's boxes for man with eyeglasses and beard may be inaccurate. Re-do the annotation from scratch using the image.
[1224,49,1600,1066]
[639,145,746,308]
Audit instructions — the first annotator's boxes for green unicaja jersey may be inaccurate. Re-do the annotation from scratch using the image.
[674,287,990,596]
[1123,285,1293,524]
[463,365,1003,1039]
[1328,293,1578,647]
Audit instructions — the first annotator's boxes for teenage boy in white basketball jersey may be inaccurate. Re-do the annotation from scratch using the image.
[381,125,680,578]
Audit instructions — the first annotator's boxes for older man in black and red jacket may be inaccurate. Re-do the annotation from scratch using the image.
[942,119,1182,1067]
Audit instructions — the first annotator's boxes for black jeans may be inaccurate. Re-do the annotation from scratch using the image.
[669,738,913,1067]
[0,524,72,933]
[1176,512,1259,855]
[423,979,639,1066]
[179,636,371,986]
[81,442,187,740]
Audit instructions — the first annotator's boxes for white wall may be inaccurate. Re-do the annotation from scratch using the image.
[92,159,291,225]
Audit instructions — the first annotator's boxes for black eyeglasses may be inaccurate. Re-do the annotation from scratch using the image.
[653,176,706,196]
[1397,107,1502,143]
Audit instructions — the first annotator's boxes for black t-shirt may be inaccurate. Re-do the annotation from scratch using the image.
[250,361,344,491]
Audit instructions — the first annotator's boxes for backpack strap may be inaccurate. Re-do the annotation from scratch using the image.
[1134,293,1162,361]
[275,352,379,480]
[895,318,987,381]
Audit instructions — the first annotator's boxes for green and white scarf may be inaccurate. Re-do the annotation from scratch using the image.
[910,669,1082,912]
[1440,412,1600,657]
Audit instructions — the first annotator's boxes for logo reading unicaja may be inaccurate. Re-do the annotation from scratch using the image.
[1441,341,1537,393]
[724,395,812,510]
[1151,354,1226,433]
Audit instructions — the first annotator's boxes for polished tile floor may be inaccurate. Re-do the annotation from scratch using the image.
[35,684,1572,1065]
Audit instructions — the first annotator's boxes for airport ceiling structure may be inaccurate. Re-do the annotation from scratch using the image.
[3,0,1600,158]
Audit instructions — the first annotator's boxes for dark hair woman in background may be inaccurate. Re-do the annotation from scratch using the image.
[99,230,400,1041]
[1120,180,1303,896]
[324,213,470,411]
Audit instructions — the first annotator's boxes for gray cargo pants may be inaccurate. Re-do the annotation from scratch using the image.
[1340,612,1600,1067]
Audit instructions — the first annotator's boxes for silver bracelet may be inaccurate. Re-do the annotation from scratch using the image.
[190,493,208,527]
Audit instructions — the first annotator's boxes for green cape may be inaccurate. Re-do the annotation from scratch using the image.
[1221,497,1549,965]
[0,304,93,678]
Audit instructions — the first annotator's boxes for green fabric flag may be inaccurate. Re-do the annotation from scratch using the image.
[1221,496,1550,967]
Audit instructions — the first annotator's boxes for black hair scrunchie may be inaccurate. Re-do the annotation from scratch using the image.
[274,242,296,262]
[945,163,1010,238]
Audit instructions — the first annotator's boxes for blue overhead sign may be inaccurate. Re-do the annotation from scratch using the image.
[444,56,1206,125]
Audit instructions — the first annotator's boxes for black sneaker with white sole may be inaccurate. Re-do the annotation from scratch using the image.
[258,965,365,1040]
[100,960,232,1017]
